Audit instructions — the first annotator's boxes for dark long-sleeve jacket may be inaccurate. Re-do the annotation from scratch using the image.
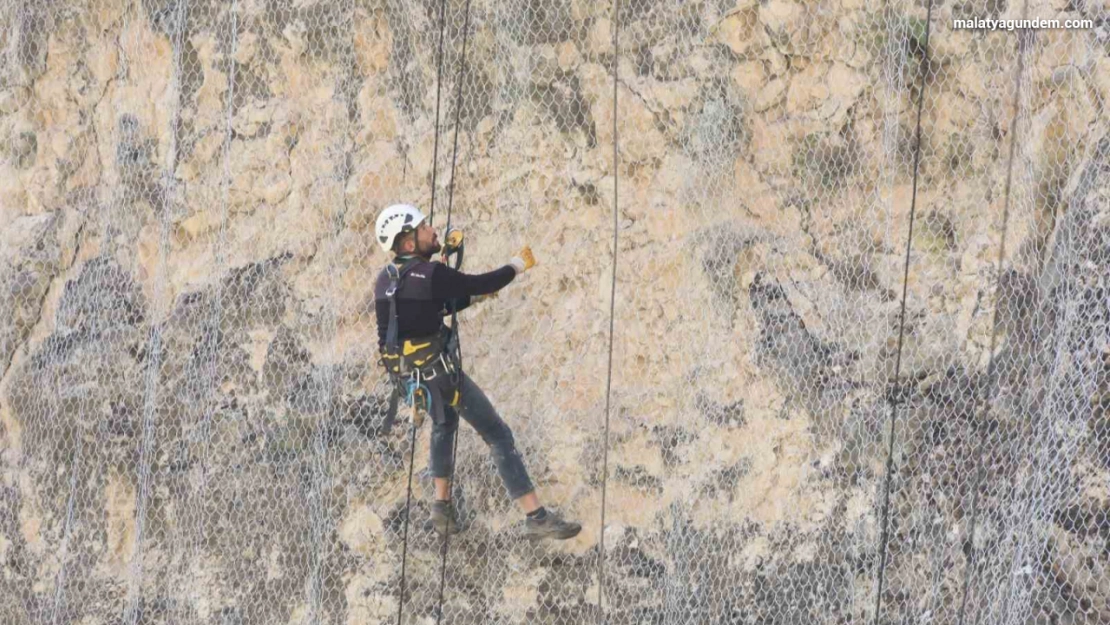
[374,255,516,352]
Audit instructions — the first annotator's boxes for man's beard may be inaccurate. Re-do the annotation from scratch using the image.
[419,240,442,256]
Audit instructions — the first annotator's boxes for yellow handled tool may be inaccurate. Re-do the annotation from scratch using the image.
[517,246,536,270]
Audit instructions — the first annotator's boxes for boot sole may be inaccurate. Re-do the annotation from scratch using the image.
[428,518,468,535]
[526,525,582,541]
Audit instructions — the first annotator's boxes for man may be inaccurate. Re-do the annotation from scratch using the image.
[373,203,581,541]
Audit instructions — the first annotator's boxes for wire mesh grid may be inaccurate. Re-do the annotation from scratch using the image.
[0,0,1106,624]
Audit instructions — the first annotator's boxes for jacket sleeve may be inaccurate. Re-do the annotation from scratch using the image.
[443,295,473,316]
[430,263,516,299]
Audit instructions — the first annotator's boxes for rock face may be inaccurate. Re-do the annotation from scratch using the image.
[1,1,1107,624]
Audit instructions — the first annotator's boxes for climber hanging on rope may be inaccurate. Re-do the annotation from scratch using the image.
[373,203,582,541]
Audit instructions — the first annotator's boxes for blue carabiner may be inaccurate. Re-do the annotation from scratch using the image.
[403,378,433,413]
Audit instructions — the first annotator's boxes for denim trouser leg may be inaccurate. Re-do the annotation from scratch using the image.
[429,371,535,500]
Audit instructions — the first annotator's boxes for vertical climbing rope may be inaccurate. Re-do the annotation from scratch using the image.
[394,414,421,625]
[953,7,1031,624]
[395,0,465,622]
[871,0,935,622]
[440,0,470,245]
[597,0,621,621]
[427,0,451,227]
[434,0,475,621]
[994,142,1104,625]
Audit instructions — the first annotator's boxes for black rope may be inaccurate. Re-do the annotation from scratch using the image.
[954,13,1031,625]
[871,1,934,622]
[994,128,1104,625]
[394,415,421,625]
[597,0,621,621]
[434,0,475,621]
[428,0,450,226]
[396,2,452,623]
[442,0,472,241]
[435,424,463,625]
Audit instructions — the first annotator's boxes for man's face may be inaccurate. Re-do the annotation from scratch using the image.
[409,221,441,256]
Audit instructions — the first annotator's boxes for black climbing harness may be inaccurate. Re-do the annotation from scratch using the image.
[379,250,465,419]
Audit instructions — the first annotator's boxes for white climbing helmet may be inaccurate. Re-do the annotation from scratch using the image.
[375,203,426,253]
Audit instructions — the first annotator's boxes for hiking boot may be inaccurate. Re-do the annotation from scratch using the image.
[428,500,464,535]
[524,509,581,541]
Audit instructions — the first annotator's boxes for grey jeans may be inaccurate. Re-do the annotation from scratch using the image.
[424,370,535,501]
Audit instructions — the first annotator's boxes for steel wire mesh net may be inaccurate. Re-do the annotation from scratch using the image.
[0,0,1107,624]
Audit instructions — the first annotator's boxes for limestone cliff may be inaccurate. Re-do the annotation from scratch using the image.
[1,1,1107,624]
